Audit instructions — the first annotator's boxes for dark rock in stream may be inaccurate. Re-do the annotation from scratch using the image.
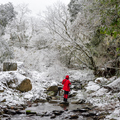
[50,114,56,119]
[59,101,69,105]
[72,108,88,112]
[4,109,16,115]
[34,98,47,103]
[46,96,52,101]
[2,114,11,117]
[26,110,36,115]
[15,110,25,114]
[49,100,61,103]
[52,110,64,115]
[7,105,25,110]
[69,114,79,119]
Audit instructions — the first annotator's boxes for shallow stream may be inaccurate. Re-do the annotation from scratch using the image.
[1,102,89,120]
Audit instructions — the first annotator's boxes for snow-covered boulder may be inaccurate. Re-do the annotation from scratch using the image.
[103,77,120,93]
[95,77,108,85]
[71,90,86,104]
[85,81,100,93]
[16,62,24,68]
[107,76,117,83]
[0,71,32,92]
[91,88,108,96]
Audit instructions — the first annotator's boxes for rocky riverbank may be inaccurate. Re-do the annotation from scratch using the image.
[0,99,113,120]
[0,62,120,120]
[0,76,120,120]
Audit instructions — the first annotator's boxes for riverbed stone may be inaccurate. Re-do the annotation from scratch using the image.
[47,91,55,96]
[50,114,56,119]
[52,110,64,115]
[59,101,69,106]
[26,110,36,115]
[69,114,79,119]
[34,98,47,103]
[72,108,88,112]
[1,99,6,102]
[47,86,58,96]
[49,100,61,103]
[0,90,4,92]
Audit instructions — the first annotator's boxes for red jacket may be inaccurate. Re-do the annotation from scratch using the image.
[62,76,71,91]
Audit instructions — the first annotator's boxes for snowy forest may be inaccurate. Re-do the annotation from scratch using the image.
[0,0,120,120]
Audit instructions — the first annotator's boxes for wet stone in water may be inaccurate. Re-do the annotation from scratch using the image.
[69,114,79,119]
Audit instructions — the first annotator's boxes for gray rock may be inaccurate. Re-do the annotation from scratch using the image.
[50,114,56,119]
[47,86,58,96]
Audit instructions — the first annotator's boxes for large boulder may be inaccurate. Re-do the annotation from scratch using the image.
[47,86,58,96]
[103,77,120,92]
[0,71,32,92]
[3,62,17,71]
[85,81,100,93]
[16,78,32,92]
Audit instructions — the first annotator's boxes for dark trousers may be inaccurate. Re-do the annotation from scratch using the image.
[63,91,69,102]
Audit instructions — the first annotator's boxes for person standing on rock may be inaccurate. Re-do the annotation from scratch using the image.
[62,75,71,102]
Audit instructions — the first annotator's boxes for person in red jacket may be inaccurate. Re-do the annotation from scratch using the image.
[62,75,71,102]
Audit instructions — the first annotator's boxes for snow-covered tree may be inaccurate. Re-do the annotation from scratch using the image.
[68,0,83,22]
[43,1,74,67]
[0,2,16,28]
[0,2,15,63]
[68,0,120,74]
[42,1,97,69]
[7,3,32,48]
[68,0,98,70]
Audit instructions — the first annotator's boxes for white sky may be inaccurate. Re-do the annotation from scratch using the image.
[0,0,70,16]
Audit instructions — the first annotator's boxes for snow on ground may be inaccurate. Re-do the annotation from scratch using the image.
[106,107,120,120]
[85,81,100,92]
[0,61,94,106]
[0,61,120,119]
